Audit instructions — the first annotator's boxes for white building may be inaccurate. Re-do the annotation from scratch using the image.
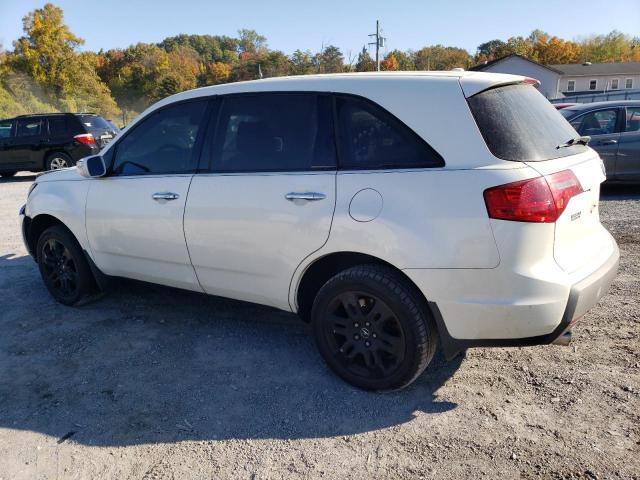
[471,54,640,100]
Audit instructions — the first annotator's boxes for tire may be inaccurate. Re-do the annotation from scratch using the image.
[36,225,96,305]
[311,264,437,391]
[46,152,74,170]
[0,171,17,177]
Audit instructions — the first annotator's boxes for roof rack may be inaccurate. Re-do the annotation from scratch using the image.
[14,112,98,118]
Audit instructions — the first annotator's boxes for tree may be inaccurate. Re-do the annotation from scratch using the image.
[237,29,267,54]
[380,53,399,71]
[386,49,414,70]
[289,49,314,75]
[355,46,375,72]
[313,45,344,73]
[414,45,472,70]
[10,3,118,118]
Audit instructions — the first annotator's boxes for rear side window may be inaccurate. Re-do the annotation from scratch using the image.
[625,107,640,132]
[112,100,208,176]
[16,118,42,137]
[468,84,587,161]
[0,120,13,138]
[211,94,336,172]
[48,117,68,136]
[336,96,443,169]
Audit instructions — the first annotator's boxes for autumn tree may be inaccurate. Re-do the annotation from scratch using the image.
[314,45,344,73]
[414,45,472,70]
[355,46,375,72]
[380,53,399,71]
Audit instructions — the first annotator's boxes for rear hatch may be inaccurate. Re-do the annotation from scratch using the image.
[467,81,612,274]
[78,115,117,148]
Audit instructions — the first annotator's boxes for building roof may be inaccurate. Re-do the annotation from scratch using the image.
[550,62,640,76]
[470,54,564,74]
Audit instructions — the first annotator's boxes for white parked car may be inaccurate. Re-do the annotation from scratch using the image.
[20,72,619,390]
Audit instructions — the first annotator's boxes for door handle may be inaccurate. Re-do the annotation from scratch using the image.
[285,192,326,201]
[152,192,180,201]
[599,139,617,145]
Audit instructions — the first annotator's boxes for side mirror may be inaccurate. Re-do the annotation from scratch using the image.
[77,155,106,178]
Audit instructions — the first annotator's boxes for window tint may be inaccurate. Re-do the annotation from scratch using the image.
[570,109,618,136]
[48,117,68,136]
[336,96,442,169]
[0,120,12,139]
[468,84,587,162]
[16,118,42,137]
[112,100,207,175]
[212,94,335,172]
[625,107,640,133]
[79,115,111,131]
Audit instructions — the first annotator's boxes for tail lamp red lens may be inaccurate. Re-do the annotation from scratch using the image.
[74,133,96,145]
[484,170,583,223]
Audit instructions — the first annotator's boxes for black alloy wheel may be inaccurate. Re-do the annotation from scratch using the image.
[37,225,96,305]
[312,264,437,391]
[324,291,406,379]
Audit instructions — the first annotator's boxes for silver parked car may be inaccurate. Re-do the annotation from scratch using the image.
[560,101,640,182]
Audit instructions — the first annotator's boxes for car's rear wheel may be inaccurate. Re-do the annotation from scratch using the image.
[311,264,437,391]
[37,225,95,305]
[0,171,17,177]
[46,152,74,170]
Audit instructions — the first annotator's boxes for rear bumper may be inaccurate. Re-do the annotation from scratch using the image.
[407,241,620,360]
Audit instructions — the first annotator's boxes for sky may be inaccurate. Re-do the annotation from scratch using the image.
[1,0,639,56]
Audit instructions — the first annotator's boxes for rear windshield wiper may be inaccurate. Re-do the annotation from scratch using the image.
[556,136,590,149]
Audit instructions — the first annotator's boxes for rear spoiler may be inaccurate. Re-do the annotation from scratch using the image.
[459,72,540,98]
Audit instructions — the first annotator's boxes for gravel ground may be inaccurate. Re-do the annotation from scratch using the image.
[0,173,638,480]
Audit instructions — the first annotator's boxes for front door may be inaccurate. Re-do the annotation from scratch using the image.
[86,99,210,291]
[7,117,45,170]
[569,108,621,178]
[616,106,640,181]
[184,93,337,310]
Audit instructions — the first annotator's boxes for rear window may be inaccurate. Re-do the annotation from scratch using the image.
[78,115,111,131]
[468,84,587,161]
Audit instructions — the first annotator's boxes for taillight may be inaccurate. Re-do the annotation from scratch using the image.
[484,170,583,223]
[74,133,96,145]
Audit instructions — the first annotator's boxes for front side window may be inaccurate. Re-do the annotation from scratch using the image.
[625,107,640,133]
[567,80,575,92]
[16,118,42,137]
[589,80,597,90]
[0,120,13,139]
[335,96,443,169]
[626,78,634,89]
[211,94,335,172]
[570,109,618,136]
[112,100,207,175]
[611,79,619,90]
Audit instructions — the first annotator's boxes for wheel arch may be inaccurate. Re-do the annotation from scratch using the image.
[27,214,70,260]
[294,251,432,324]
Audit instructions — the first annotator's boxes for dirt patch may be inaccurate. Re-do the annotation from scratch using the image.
[0,175,638,479]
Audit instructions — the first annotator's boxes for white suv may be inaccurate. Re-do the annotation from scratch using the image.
[20,72,619,390]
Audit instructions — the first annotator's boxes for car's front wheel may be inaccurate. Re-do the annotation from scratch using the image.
[311,264,437,391]
[37,225,95,305]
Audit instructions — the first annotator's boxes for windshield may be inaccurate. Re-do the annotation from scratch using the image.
[468,84,587,161]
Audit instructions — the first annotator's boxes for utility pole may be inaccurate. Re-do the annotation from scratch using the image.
[368,20,386,71]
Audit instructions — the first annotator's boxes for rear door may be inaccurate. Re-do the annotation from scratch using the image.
[567,108,621,179]
[616,105,640,181]
[184,93,337,310]
[12,117,45,169]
